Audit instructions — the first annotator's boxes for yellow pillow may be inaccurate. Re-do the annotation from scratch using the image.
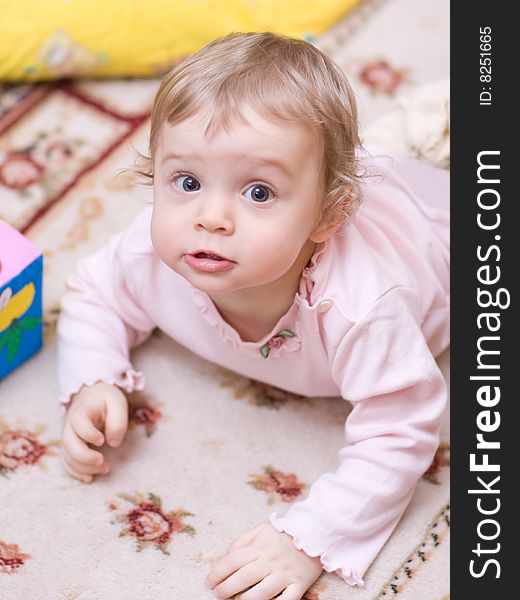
[0,0,359,81]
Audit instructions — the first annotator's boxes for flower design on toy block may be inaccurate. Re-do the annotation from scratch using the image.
[0,288,10,310]
[260,329,295,358]
[249,466,306,504]
[129,400,163,437]
[359,60,406,95]
[0,152,44,189]
[422,443,450,485]
[108,492,195,555]
[0,423,59,476]
[0,284,35,331]
[0,283,41,364]
[0,540,31,575]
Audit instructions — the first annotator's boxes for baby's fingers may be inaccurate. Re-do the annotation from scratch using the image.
[68,412,105,447]
[62,420,105,466]
[61,449,110,478]
[227,525,263,552]
[275,583,303,599]
[60,449,94,483]
[206,547,258,590]
[104,391,128,447]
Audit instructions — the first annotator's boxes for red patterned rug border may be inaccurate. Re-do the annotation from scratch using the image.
[3,80,152,233]
[21,116,149,234]
[60,83,150,125]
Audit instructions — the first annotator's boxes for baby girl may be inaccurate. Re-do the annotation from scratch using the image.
[57,32,449,599]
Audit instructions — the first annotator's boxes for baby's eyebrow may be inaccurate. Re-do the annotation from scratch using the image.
[253,157,293,177]
[159,153,292,177]
[160,153,193,165]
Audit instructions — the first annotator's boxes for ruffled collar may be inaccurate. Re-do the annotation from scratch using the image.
[191,239,329,359]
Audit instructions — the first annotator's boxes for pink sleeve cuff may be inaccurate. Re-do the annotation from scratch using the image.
[58,368,145,413]
[269,511,365,587]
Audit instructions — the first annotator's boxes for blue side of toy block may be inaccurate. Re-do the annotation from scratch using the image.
[0,255,43,381]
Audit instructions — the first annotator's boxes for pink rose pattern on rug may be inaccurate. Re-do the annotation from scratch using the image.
[219,368,311,409]
[303,576,329,599]
[359,60,406,94]
[0,82,149,232]
[0,124,89,200]
[108,491,195,555]
[246,379,308,409]
[0,152,44,189]
[0,421,59,476]
[0,540,31,575]
[422,443,450,485]
[129,399,163,437]
[249,466,306,505]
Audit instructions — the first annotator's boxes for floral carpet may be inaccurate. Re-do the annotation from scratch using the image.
[0,0,449,598]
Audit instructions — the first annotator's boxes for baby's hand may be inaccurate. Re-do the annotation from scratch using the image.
[60,382,128,483]
[205,523,323,599]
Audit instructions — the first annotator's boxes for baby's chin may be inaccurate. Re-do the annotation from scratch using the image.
[173,263,242,294]
[166,255,290,296]
[182,271,281,299]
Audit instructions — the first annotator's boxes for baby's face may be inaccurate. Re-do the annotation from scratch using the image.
[151,105,325,297]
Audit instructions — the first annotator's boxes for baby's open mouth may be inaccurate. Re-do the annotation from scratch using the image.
[184,251,236,271]
[195,252,224,260]
[187,249,235,265]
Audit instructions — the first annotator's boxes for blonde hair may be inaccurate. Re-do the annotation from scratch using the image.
[135,31,364,228]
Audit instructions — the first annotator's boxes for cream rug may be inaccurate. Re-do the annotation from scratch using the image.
[0,1,449,598]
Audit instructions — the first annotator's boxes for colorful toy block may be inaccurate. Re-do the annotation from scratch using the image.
[0,221,43,381]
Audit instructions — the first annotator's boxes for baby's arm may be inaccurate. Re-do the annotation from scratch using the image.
[57,209,156,480]
[205,288,446,597]
[57,220,155,406]
[267,287,447,586]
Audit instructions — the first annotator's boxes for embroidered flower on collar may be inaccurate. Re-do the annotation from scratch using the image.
[260,329,295,359]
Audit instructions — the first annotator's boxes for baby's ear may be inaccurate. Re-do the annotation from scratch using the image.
[309,220,342,243]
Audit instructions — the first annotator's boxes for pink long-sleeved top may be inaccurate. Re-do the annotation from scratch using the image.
[57,146,449,586]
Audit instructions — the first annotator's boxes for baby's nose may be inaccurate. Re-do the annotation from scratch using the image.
[195,198,234,233]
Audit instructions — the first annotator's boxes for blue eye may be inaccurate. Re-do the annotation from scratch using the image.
[243,184,273,203]
[174,175,201,192]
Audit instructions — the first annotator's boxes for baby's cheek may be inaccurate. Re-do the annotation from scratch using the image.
[150,224,164,259]
[269,237,305,269]
[150,208,174,261]
[254,251,295,283]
